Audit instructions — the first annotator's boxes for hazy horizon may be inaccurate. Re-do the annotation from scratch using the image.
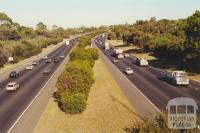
[0,0,200,28]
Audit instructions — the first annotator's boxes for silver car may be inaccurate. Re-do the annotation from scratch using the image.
[6,82,20,91]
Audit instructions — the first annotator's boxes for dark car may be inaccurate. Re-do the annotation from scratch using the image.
[43,68,51,74]
[9,71,19,78]
[45,59,52,63]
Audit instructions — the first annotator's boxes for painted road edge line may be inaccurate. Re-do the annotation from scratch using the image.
[7,45,71,133]
[93,43,163,115]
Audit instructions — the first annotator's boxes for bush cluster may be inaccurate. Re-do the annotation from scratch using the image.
[56,35,99,114]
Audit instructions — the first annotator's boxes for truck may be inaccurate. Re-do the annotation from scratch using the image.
[165,70,189,85]
[137,58,148,66]
[113,49,124,59]
[66,40,70,46]
[104,42,110,50]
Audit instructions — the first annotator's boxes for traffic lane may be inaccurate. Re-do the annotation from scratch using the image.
[103,50,200,115]
[0,45,71,132]
[104,53,170,110]
[125,57,200,105]
[0,45,71,133]
[0,44,66,96]
[128,56,200,91]
[0,42,65,82]
[102,47,200,101]
[96,45,167,112]
[96,44,159,118]
[96,46,199,114]
[0,43,66,85]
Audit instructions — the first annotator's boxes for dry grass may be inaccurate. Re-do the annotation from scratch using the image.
[108,40,125,47]
[108,40,139,52]
[132,53,157,61]
[34,59,141,133]
[188,74,200,82]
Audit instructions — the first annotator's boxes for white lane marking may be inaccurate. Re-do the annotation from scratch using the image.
[0,43,64,81]
[7,46,71,133]
[94,43,163,115]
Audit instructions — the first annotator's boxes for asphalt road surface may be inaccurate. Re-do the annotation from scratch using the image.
[0,40,75,133]
[94,36,200,118]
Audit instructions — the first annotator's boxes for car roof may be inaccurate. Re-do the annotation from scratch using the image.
[8,82,17,85]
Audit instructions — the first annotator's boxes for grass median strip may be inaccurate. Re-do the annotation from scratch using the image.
[34,58,141,133]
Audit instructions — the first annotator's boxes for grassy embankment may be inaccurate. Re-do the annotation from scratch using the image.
[34,59,141,133]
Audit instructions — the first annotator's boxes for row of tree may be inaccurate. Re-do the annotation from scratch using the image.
[0,12,98,68]
[56,34,99,114]
[108,10,200,72]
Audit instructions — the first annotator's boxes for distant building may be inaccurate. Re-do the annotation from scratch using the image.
[0,20,10,25]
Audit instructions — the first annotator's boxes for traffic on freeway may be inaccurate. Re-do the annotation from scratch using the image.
[0,38,77,133]
[94,35,200,117]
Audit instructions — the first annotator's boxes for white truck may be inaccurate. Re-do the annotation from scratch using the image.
[137,58,148,66]
[104,42,110,50]
[113,49,124,59]
[165,71,189,85]
[66,40,70,46]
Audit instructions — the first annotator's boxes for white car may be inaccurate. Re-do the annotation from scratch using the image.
[60,55,65,58]
[124,53,130,57]
[124,67,134,74]
[6,82,20,91]
[112,58,119,63]
[26,65,34,70]
[43,56,48,60]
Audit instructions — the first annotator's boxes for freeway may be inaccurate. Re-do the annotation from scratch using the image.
[0,39,76,133]
[94,36,200,117]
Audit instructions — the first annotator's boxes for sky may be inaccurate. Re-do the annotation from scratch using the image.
[0,0,200,29]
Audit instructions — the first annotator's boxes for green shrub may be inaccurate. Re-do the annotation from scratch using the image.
[60,92,87,114]
[56,34,99,114]
[85,48,99,60]
[0,49,7,68]
[57,60,94,95]
[70,47,99,67]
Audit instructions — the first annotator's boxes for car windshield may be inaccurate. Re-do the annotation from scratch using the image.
[8,85,14,87]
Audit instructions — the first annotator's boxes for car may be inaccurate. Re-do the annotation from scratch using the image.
[54,58,59,63]
[59,55,65,58]
[43,68,51,74]
[112,58,118,63]
[32,60,38,66]
[43,56,48,60]
[26,65,34,70]
[124,53,130,57]
[124,67,134,74]
[9,70,19,78]
[109,49,113,52]
[6,82,20,91]
[45,59,52,63]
